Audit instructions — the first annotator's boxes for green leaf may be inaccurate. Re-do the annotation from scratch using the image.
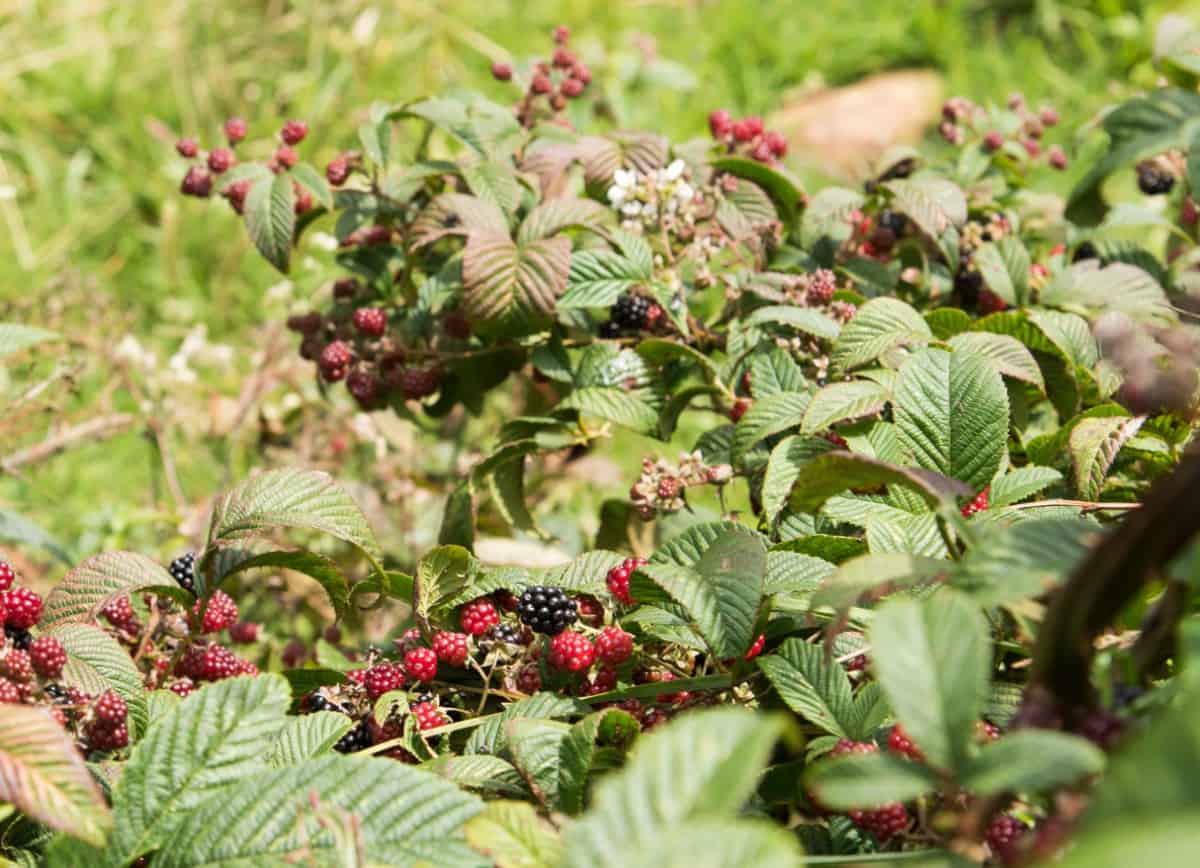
[211,550,350,618]
[961,731,1105,795]
[558,249,648,309]
[288,162,333,210]
[466,800,563,868]
[802,380,889,433]
[1041,261,1174,324]
[989,466,1063,508]
[536,550,625,596]
[561,387,660,435]
[925,307,973,340]
[870,590,990,772]
[402,94,522,159]
[762,436,837,525]
[953,517,1094,606]
[50,624,148,739]
[746,306,841,341]
[763,551,836,595]
[807,752,939,809]
[558,709,641,814]
[204,468,382,565]
[0,509,73,565]
[810,552,949,611]
[757,639,858,738]
[867,512,950,558]
[973,239,1029,306]
[949,332,1043,390]
[463,234,572,337]
[831,298,932,375]
[507,719,571,808]
[884,177,967,239]
[156,755,482,867]
[267,712,353,767]
[801,187,864,246]
[41,552,178,629]
[710,156,804,224]
[614,820,805,868]
[108,675,291,864]
[462,160,522,213]
[413,545,474,630]
[0,323,61,359]
[426,755,531,799]
[893,347,1009,490]
[518,199,611,244]
[411,192,509,247]
[465,693,587,756]
[1069,415,1145,500]
[733,391,811,462]
[635,339,721,382]
[788,452,971,515]
[630,527,766,658]
[652,521,755,568]
[749,347,807,397]
[0,705,110,847]
[244,171,295,273]
[357,119,390,168]
[563,708,784,868]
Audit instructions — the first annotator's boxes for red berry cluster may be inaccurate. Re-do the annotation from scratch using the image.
[503,26,593,127]
[605,557,647,605]
[86,689,129,752]
[460,599,500,636]
[432,631,470,667]
[961,487,990,517]
[887,723,923,761]
[986,814,1030,866]
[708,110,788,165]
[192,590,239,634]
[942,95,1066,170]
[548,630,596,672]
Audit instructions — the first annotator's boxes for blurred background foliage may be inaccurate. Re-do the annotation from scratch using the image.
[0,0,1191,580]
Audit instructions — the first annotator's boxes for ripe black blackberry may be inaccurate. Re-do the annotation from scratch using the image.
[598,320,621,339]
[878,209,908,235]
[169,553,197,595]
[1137,163,1175,196]
[610,294,652,331]
[4,625,32,651]
[517,585,578,636]
[333,718,373,753]
[492,623,524,645]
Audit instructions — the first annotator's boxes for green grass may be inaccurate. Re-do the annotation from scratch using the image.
[0,0,1185,568]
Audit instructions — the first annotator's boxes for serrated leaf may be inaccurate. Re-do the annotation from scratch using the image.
[884,177,967,238]
[558,249,649,309]
[413,545,474,630]
[961,731,1105,795]
[810,552,949,611]
[0,323,61,359]
[108,675,291,864]
[463,234,572,337]
[788,452,971,515]
[411,192,509,248]
[42,552,177,629]
[426,755,531,798]
[244,172,295,273]
[973,239,1030,306]
[989,466,1063,508]
[465,694,587,756]
[156,755,482,867]
[870,590,990,772]
[462,160,522,213]
[733,391,811,462]
[925,308,972,340]
[949,332,1044,390]
[204,468,381,565]
[212,549,350,618]
[831,297,932,374]
[866,511,950,558]
[635,339,721,382]
[801,187,864,247]
[745,306,841,341]
[749,347,806,397]
[558,709,640,814]
[288,162,333,210]
[763,551,836,595]
[953,517,1095,606]
[0,509,73,565]
[0,705,110,847]
[1042,261,1175,324]
[806,752,939,809]
[50,624,147,739]
[757,639,857,738]
[518,199,610,245]
[1069,416,1145,500]
[761,435,837,525]
[466,800,563,868]
[710,157,803,224]
[894,347,1009,490]
[537,550,625,596]
[563,708,784,868]
[507,719,571,808]
[651,521,753,568]
[802,380,889,433]
[267,712,353,767]
[402,95,522,158]
[631,527,765,659]
[560,387,660,434]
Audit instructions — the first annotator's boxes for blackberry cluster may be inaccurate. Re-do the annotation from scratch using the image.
[169,553,197,595]
[1137,163,1175,196]
[517,586,578,636]
[334,718,373,753]
[609,294,652,331]
[5,625,32,651]
[491,623,524,645]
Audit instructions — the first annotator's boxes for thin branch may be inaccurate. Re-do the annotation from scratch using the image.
[1006,498,1142,513]
[1,413,136,473]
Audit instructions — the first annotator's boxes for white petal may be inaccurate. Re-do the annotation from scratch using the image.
[664,159,685,181]
[614,168,637,188]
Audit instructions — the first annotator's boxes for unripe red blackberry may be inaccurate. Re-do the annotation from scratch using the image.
[656,477,682,500]
[346,368,380,406]
[404,648,438,683]
[2,587,41,629]
[553,25,570,44]
[412,701,449,731]
[708,109,733,139]
[961,487,990,517]
[531,74,553,95]
[983,131,1004,153]
[229,621,260,644]
[516,664,541,694]
[764,131,788,158]
[978,289,1008,315]
[274,145,299,169]
[167,678,194,697]
[100,594,136,629]
[550,94,567,112]
[595,626,633,664]
[1022,139,1041,158]
[363,662,406,700]
[830,738,877,757]
[605,557,646,605]
[399,366,441,400]
[29,637,67,680]
[319,341,353,382]
[729,398,751,423]
[1,649,32,683]
[180,166,213,197]
[549,630,596,672]
[352,307,387,337]
[852,803,909,841]
[887,723,923,760]
[224,178,252,215]
[207,147,235,174]
[0,561,14,591]
[807,267,837,305]
[731,120,754,142]
[460,599,499,636]
[280,120,309,145]
[198,644,240,681]
[570,64,592,85]
[744,116,764,137]
[193,589,238,634]
[432,632,470,667]
[294,187,314,215]
[175,137,199,158]
[333,278,361,301]
[1048,145,1068,171]
[443,310,471,340]
[93,689,128,725]
[750,140,773,163]
[224,117,247,144]
[88,722,129,751]
[326,156,350,186]
[986,814,1029,866]
[287,311,324,334]
[744,633,766,661]
[0,678,19,704]
[561,78,585,98]
[491,61,513,81]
